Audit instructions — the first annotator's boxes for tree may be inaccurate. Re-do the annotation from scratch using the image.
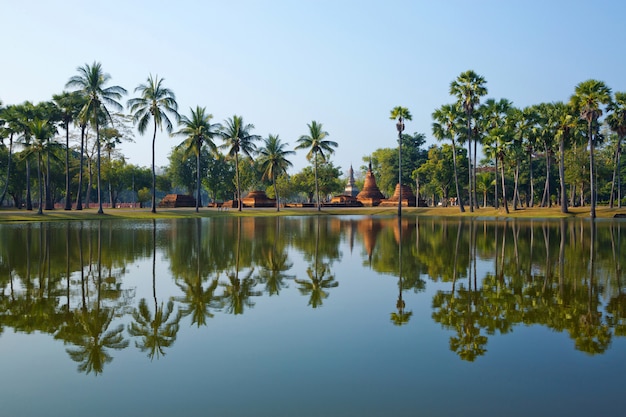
[66,62,127,214]
[258,134,295,211]
[570,79,612,218]
[219,115,260,211]
[450,70,488,212]
[295,121,338,211]
[52,91,83,210]
[549,102,579,213]
[127,74,178,213]
[432,103,465,211]
[25,119,56,214]
[389,106,412,215]
[174,106,220,212]
[0,104,22,206]
[606,92,626,208]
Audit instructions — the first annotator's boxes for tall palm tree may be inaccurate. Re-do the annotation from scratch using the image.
[432,103,464,212]
[174,106,220,212]
[570,79,612,218]
[219,115,260,211]
[606,92,626,208]
[389,106,412,216]
[53,91,83,210]
[127,74,178,213]
[450,70,488,212]
[0,104,21,206]
[66,62,126,214]
[258,134,294,211]
[25,119,55,214]
[295,121,338,211]
[550,101,579,213]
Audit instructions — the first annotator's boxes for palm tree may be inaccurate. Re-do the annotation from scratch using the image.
[606,92,626,208]
[550,102,579,213]
[389,106,412,216]
[0,104,21,206]
[25,119,56,214]
[295,121,338,211]
[127,74,178,213]
[570,79,612,218]
[66,62,127,214]
[432,103,464,212]
[258,134,295,211]
[174,106,220,212]
[450,70,488,212]
[53,91,83,210]
[219,115,260,211]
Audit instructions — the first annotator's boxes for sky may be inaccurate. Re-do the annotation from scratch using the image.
[2,0,626,177]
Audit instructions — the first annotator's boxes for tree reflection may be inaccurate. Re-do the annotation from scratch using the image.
[128,220,181,359]
[295,217,338,308]
[391,218,412,326]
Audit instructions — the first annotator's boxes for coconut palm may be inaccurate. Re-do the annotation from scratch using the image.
[258,134,295,211]
[432,104,465,211]
[219,115,260,211]
[174,106,220,212]
[569,79,612,218]
[0,104,21,206]
[127,74,178,213]
[66,62,127,214]
[606,92,626,208]
[25,119,56,214]
[53,91,83,210]
[450,70,488,212]
[295,121,338,211]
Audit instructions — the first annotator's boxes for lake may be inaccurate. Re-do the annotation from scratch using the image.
[1,215,625,417]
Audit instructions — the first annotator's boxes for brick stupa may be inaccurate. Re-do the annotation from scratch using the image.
[356,162,386,207]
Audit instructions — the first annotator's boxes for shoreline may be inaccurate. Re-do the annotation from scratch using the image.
[1,205,625,223]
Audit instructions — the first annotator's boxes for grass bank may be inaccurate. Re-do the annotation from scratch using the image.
[1,205,625,223]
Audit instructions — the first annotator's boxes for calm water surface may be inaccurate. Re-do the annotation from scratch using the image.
[1,216,625,417]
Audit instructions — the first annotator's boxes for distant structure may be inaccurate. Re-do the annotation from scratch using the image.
[379,184,416,207]
[356,161,386,206]
[159,194,196,208]
[343,165,359,197]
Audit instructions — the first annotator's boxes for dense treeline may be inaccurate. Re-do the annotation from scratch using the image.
[1,64,624,216]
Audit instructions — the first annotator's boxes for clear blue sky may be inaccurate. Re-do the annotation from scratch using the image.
[2,0,625,176]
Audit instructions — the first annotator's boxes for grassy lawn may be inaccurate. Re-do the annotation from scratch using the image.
[1,205,625,223]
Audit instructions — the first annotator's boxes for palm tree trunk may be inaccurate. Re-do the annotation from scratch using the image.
[0,134,13,206]
[494,156,499,208]
[96,117,104,214]
[151,120,157,214]
[314,152,320,211]
[76,125,85,210]
[473,137,479,210]
[588,120,596,219]
[528,150,535,207]
[26,158,32,210]
[500,156,509,214]
[559,136,568,213]
[37,153,43,215]
[609,136,622,208]
[235,152,242,212]
[273,172,280,212]
[467,123,473,212]
[196,143,201,213]
[513,159,520,210]
[45,144,53,210]
[64,127,72,210]
[451,140,465,213]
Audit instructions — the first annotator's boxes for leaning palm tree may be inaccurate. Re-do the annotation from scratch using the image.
[127,74,178,213]
[570,79,612,218]
[295,121,338,211]
[450,70,488,212]
[219,115,260,211]
[174,106,220,212]
[66,62,127,214]
[606,92,626,208]
[432,104,465,212]
[258,134,295,211]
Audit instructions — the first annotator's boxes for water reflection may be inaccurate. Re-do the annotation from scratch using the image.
[1,216,626,374]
